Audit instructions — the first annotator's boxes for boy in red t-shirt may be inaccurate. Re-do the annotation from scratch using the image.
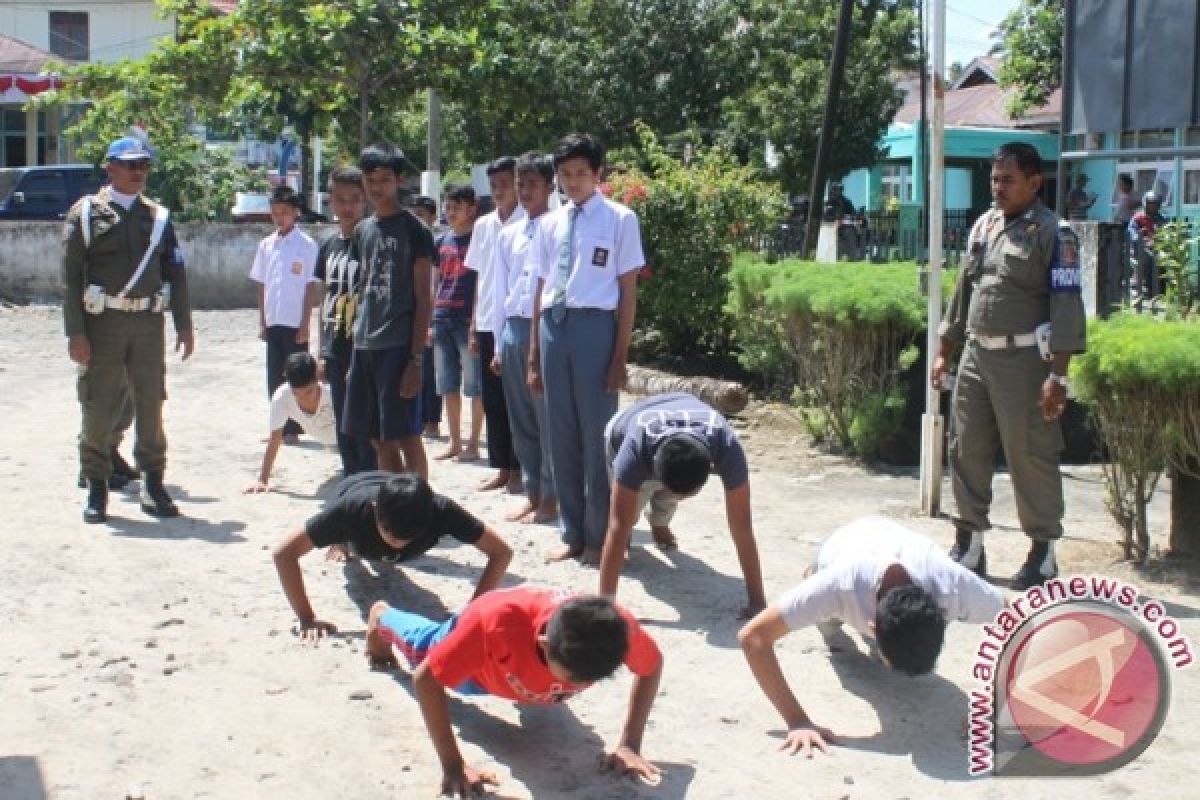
[366,586,663,796]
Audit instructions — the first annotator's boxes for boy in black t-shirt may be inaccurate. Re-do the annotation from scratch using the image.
[314,165,375,475]
[272,472,513,641]
[342,143,433,479]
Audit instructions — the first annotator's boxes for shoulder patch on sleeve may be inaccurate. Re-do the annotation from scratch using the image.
[1049,226,1081,293]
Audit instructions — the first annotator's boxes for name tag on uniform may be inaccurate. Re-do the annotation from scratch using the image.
[592,247,609,267]
[291,260,304,275]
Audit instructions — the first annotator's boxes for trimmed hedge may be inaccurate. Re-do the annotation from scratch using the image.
[729,255,955,458]
[1070,313,1200,559]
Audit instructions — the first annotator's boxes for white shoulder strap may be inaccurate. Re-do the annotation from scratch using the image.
[116,204,170,299]
[81,197,93,247]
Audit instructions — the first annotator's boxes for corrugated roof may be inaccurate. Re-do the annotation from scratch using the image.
[894,82,1060,130]
[0,33,62,73]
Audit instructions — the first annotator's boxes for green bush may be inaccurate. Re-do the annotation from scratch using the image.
[606,124,787,362]
[1070,313,1200,559]
[729,254,954,457]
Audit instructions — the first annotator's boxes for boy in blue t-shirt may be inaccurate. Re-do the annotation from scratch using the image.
[431,184,484,462]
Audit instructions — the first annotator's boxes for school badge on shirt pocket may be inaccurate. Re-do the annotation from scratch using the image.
[291,260,304,275]
[591,247,610,267]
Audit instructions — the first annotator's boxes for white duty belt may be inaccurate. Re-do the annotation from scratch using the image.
[969,331,1038,350]
[81,197,171,299]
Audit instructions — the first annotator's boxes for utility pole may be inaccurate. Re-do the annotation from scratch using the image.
[801,0,855,257]
[423,88,442,211]
[919,0,946,515]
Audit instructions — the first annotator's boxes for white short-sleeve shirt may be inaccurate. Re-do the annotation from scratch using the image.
[268,383,337,445]
[532,190,645,311]
[493,213,545,322]
[466,205,526,335]
[249,227,320,328]
[775,516,1005,636]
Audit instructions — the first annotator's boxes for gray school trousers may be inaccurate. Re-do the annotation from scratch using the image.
[501,317,555,502]
[539,308,617,549]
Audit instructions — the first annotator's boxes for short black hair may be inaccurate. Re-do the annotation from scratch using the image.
[327,165,363,191]
[409,195,437,213]
[554,133,605,170]
[1118,174,1134,189]
[270,185,303,209]
[653,436,712,495]
[443,183,477,205]
[875,585,946,676]
[516,151,555,184]
[359,142,412,175]
[374,473,435,541]
[544,596,629,682]
[284,351,318,389]
[992,142,1042,177]
[486,156,517,177]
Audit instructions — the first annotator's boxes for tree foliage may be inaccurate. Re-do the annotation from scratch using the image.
[995,0,1063,119]
[724,0,918,195]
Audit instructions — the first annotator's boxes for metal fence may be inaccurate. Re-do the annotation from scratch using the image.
[750,210,979,264]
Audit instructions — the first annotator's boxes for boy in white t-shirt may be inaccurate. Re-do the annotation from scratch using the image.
[245,352,337,493]
[249,186,320,442]
[737,516,1005,757]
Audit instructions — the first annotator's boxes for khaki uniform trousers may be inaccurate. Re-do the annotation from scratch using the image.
[949,341,1065,541]
[78,310,167,480]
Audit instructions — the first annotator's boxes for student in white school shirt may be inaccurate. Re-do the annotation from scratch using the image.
[737,516,1005,757]
[527,133,646,565]
[249,186,320,442]
[245,352,337,493]
[465,157,525,494]
[492,152,559,525]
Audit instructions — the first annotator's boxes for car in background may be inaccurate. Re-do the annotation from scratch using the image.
[0,165,105,221]
[231,191,327,223]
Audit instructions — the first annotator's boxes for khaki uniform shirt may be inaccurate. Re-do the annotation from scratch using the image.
[62,187,192,338]
[939,201,1086,354]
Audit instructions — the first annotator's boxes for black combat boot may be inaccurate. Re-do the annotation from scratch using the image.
[140,471,180,518]
[948,528,987,578]
[83,479,108,524]
[1013,540,1058,590]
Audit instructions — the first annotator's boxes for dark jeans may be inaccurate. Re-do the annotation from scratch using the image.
[477,331,517,470]
[265,325,304,437]
[421,344,442,427]
[326,341,376,475]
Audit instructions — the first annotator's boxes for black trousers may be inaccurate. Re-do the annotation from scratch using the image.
[265,325,304,437]
[477,331,517,470]
[326,341,376,474]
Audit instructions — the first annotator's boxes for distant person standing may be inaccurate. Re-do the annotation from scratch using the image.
[1065,173,1096,222]
[406,195,444,440]
[1128,190,1167,299]
[63,136,194,523]
[250,186,319,442]
[1112,174,1138,225]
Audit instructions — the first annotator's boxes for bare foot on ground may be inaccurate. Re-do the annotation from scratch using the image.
[435,444,462,461]
[456,446,481,463]
[544,543,583,563]
[506,499,536,522]
[651,525,678,551]
[477,471,509,492]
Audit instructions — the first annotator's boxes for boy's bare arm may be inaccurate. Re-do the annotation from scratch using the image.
[246,429,285,493]
[737,607,835,757]
[413,663,498,797]
[272,529,336,642]
[403,255,433,398]
[598,484,641,598]
[297,281,316,346]
[527,278,545,394]
[607,271,638,393]
[725,483,767,618]
[257,284,267,339]
[606,659,663,783]
[470,527,512,599]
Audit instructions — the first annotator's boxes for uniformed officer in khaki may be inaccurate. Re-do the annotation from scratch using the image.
[63,136,195,523]
[931,142,1086,590]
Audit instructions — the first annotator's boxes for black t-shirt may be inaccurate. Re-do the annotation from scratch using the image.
[314,232,358,360]
[351,210,435,351]
[304,471,485,562]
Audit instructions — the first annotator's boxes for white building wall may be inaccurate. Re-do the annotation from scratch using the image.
[0,2,174,63]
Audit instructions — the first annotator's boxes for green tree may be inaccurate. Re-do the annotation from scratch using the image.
[995,0,1063,119]
[723,0,919,195]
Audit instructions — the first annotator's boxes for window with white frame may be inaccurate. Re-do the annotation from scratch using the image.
[880,164,912,204]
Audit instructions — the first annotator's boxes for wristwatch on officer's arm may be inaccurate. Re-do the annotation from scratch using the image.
[1048,372,1069,390]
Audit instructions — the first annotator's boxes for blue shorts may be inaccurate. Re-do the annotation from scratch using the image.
[377,608,486,695]
[343,346,423,441]
[432,316,482,397]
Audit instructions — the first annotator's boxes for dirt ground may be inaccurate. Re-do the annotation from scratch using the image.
[1,305,1197,799]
